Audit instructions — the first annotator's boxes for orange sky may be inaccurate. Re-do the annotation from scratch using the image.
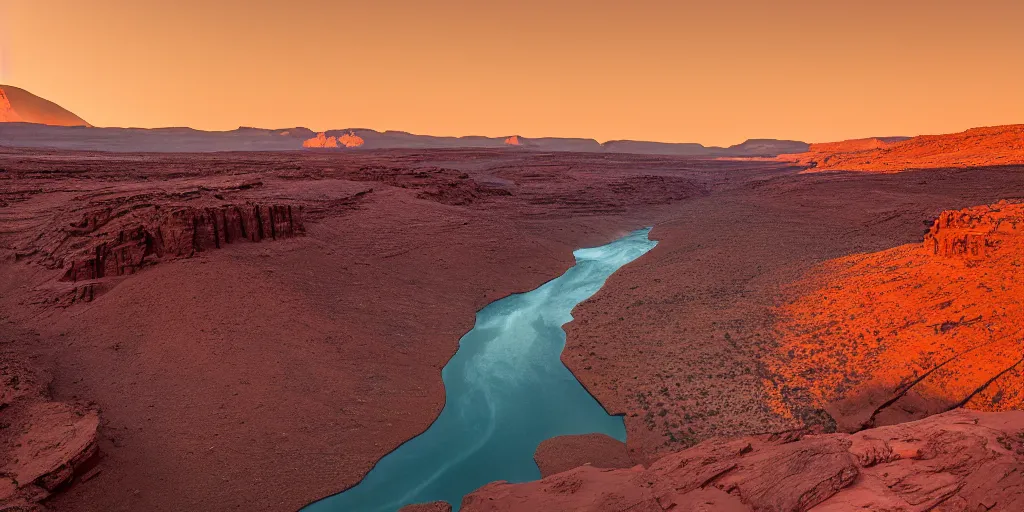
[1,0,1022,146]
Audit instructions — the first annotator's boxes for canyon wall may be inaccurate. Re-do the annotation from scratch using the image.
[2,176,307,308]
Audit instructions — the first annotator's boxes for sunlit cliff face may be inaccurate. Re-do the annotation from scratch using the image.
[779,125,1024,172]
[302,132,338,148]
[766,201,1024,432]
[337,131,364,148]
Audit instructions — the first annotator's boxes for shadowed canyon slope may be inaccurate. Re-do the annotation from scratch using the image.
[780,125,1024,172]
[0,86,91,127]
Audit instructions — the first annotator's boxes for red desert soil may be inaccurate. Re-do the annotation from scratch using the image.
[398,502,452,512]
[2,144,1024,511]
[765,200,1024,433]
[0,86,91,127]
[1,324,99,510]
[533,433,634,478]
[461,409,1024,511]
[779,125,1024,172]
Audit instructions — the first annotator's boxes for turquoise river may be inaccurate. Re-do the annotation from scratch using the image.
[305,228,657,511]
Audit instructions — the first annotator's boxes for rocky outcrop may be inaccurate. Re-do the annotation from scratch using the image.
[303,132,339,148]
[461,409,1024,511]
[504,135,521,146]
[534,434,634,478]
[0,175,306,306]
[780,125,1024,172]
[924,200,1023,258]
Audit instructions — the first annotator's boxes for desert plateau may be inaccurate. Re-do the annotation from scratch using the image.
[4,2,1024,510]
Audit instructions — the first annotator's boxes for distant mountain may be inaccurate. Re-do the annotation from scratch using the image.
[0,85,91,127]
[602,138,808,157]
[722,139,811,157]
[0,123,315,152]
[0,121,808,157]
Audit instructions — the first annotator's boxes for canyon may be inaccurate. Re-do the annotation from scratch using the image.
[307,230,655,511]
[1,121,1024,511]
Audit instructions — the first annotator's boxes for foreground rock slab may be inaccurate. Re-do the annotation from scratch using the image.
[461,409,1024,511]
[0,333,99,511]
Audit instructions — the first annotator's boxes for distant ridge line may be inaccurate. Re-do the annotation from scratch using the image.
[0,122,809,156]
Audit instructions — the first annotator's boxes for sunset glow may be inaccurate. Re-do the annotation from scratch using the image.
[3,0,1022,145]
